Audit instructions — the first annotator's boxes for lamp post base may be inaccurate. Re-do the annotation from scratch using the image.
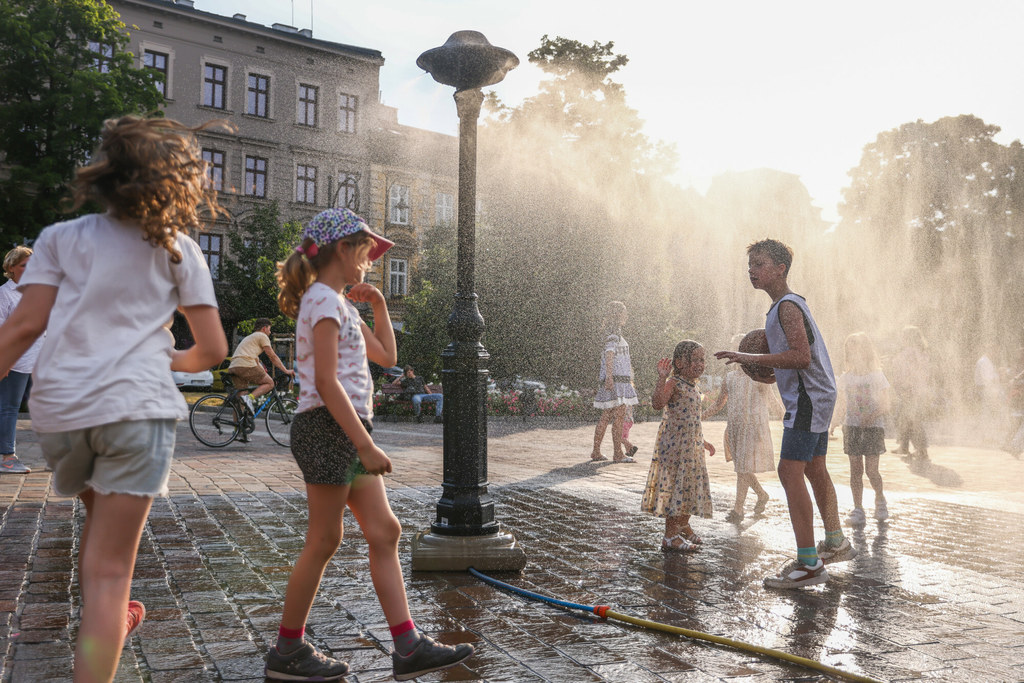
[410,526,526,572]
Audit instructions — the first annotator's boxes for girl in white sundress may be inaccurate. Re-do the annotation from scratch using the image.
[706,333,780,522]
[591,300,640,462]
[642,340,716,552]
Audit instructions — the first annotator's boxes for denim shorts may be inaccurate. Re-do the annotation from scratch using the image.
[38,419,177,498]
[779,428,829,462]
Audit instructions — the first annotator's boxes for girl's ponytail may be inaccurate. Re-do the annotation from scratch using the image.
[276,238,318,320]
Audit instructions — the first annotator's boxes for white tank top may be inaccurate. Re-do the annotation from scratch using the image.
[764,293,836,432]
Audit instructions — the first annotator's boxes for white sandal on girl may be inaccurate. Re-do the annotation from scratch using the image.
[661,535,696,552]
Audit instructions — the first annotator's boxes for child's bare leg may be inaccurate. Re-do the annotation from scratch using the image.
[734,474,752,511]
[864,455,884,500]
[848,455,865,509]
[665,514,690,539]
[778,460,815,548]
[592,410,612,457]
[75,492,153,683]
[346,475,411,626]
[804,456,841,534]
[610,405,625,458]
[280,484,347,631]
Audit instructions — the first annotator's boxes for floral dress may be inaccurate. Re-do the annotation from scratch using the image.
[641,376,713,519]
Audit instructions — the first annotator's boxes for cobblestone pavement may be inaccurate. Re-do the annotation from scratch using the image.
[2,414,1024,682]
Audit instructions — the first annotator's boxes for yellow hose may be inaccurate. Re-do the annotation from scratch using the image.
[603,608,882,683]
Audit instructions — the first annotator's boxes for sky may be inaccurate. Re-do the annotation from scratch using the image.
[198,0,1024,223]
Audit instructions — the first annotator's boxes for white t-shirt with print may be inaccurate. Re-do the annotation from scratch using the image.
[19,213,218,432]
[294,282,374,419]
[0,279,44,373]
[837,370,890,428]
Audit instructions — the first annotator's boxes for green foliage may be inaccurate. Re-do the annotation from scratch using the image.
[235,315,294,337]
[399,222,457,378]
[218,202,302,330]
[0,0,164,246]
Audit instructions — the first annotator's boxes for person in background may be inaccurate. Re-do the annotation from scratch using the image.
[591,300,640,463]
[830,332,891,525]
[228,317,294,413]
[890,326,931,463]
[391,365,442,423]
[705,333,779,523]
[0,246,44,474]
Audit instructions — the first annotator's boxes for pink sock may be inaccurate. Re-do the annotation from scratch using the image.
[390,620,421,656]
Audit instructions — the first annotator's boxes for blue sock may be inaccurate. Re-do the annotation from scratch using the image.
[825,529,845,548]
[797,546,819,567]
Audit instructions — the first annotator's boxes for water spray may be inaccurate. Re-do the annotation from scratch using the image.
[469,568,882,683]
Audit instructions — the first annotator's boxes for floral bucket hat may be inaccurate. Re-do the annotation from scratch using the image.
[301,207,394,261]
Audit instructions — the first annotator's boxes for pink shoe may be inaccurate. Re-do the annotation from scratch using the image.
[125,600,146,639]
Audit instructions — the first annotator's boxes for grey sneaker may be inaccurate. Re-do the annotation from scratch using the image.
[0,456,31,474]
[846,507,866,526]
[392,635,475,681]
[816,537,858,564]
[874,498,889,521]
[265,642,349,681]
[763,559,828,589]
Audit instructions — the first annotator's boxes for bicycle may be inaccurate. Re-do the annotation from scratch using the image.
[189,373,298,448]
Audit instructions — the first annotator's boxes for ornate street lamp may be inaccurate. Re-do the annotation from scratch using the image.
[410,31,525,571]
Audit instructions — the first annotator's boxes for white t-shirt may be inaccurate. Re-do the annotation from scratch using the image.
[19,213,218,432]
[294,282,373,418]
[0,279,44,373]
[837,370,890,428]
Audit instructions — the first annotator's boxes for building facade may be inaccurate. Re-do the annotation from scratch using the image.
[110,0,458,324]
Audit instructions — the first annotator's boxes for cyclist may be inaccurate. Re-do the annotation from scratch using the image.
[228,318,294,413]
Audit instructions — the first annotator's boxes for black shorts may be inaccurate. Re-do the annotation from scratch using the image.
[842,426,886,457]
[291,406,371,485]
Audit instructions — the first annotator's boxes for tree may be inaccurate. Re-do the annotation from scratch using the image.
[0,0,164,246]
[399,223,457,380]
[836,114,1024,378]
[218,202,301,334]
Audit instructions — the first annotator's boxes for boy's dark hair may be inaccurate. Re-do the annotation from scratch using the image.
[747,238,794,276]
[255,318,272,330]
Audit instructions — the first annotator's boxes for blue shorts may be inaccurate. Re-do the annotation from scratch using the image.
[780,428,829,462]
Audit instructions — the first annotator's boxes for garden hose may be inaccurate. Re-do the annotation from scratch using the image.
[468,567,882,683]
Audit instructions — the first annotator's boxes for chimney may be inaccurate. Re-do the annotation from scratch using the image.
[232,13,246,21]
[175,0,195,7]
[298,28,312,38]
[271,23,298,33]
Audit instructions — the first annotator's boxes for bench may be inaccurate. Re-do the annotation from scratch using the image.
[378,382,442,419]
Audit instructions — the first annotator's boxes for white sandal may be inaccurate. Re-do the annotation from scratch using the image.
[661,534,696,552]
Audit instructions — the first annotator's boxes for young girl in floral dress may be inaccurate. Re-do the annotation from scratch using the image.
[642,340,716,551]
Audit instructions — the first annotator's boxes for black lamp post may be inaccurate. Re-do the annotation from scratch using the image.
[410,31,526,571]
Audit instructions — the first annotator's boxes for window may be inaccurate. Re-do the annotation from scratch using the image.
[435,192,454,226]
[336,172,359,210]
[245,156,267,197]
[296,164,317,204]
[143,50,168,97]
[247,74,269,117]
[88,41,113,73]
[297,84,317,126]
[388,184,409,224]
[201,149,224,191]
[338,92,357,134]
[203,63,227,109]
[389,258,408,297]
[198,233,222,279]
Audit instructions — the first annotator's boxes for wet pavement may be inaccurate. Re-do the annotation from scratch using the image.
[2,413,1024,682]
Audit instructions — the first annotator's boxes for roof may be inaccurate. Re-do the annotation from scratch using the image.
[115,0,384,63]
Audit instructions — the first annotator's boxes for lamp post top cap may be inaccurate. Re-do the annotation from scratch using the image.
[417,31,519,91]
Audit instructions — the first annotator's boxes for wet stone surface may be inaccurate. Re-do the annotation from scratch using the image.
[1,417,1023,681]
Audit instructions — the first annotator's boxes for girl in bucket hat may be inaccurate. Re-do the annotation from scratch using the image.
[269,208,474,681]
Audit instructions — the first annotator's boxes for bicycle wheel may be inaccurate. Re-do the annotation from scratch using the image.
[265,395,298,448]
[190,394,241,447]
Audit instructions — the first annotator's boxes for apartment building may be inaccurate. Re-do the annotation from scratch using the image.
[109,0,458,323]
